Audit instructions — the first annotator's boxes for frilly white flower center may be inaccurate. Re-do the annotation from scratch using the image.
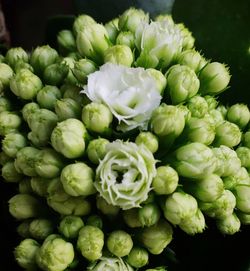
[81,63,161,132]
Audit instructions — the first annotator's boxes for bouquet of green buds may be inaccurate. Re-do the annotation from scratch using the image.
[1,7,250,271]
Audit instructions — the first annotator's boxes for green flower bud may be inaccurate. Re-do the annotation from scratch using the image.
[0,151,11,166]
[35,148,64,179]
[0,111,21,136]
[29,218,54,240]
[104,45,134,67]
[1,160,23,182]
[10,69,43,100]
[60,162,96,197]
[82,102,113,134]
[127,246,149,268]
[86,215,103,229]
[43,63,69,86]
[199,190,236,219]
[0,97,12,113]
[96,195,120,216]
[55,98,81,121]
[87,137,109,164]
[166,64,200,105]
[226,103,250,129]
[179,209,206,235]
[172,142,217,179]
[177,23,195,50]
[176,49,207,73]
[233,184,250,213]
[208,109,225,127]
[17,220,32,238]
[186,95,209,118]
[18,178,32,194]
[236,147,250,169]
[139,219,173,255]
[0,63,14,88]
[152,165,179,195]
[223,167,250,190]
[14,146,40,176]
[119,7,149,33]
[51,118,87,159]
[116,31,135,49]
[199,62,231,95]
[37,85,62,110]
[105,18,119,44]
[146,68,167,95]
[57,29,76,53]
[22,102,40,124]
[135,131,159,153]
[73,14,96,35]
[212,145,241,177]
[242,130,250,148]
[236,210,250,225]
[5,47,29,68]
[163,191,198,225]
[214,121,242,148]
[107,230,133,257]
[184,117,215,145]
[216,212,241,235]
[9,193,45,220]
[36,234,74,271]
[30,45,59,75]
[150,103,185,149]
[61,84,83,104]
[59,215,84,239]
[14,60,34,73]
[47,178,91,216]
[14,238,40,270]
[155,14,175,24]
[76,23,110,63]
[138,203,161,227]
[30,176,53,197]
[217,104,228,118]
[186,174,224,202]
[204,95,219,110]
[123,208,142,228]
[77,225,104,261]
[2,132,27,158]
[72,58,97,84]
[27,109,58,147]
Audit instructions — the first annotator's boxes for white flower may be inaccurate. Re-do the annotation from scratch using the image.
[94,140,157,210]
[135,20,183,68]
[82,63,161,132]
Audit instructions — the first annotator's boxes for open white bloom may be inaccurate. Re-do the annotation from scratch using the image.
[82,63,161,132]
[135,20,183,68]
[95,140,157,210]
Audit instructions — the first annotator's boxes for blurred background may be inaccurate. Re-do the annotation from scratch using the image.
[0,0,250,270]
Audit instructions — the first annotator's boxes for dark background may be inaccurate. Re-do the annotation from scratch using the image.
[0,0,250,270]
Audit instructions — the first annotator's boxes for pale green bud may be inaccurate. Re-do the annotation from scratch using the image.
[57,29,76,53]
[199,62,231,95]
[5,47,29,68]
[138,203,161,227]
[242,130,250,148]
[166,64,200,105]
[0,63,14,88]
[37,85,62,110]
[236,211,250,225]
[0,111,21,136]
[0,151,11,166]
[139,219,173,255]
[2,160,23,183]
[30,45,59,75]
[163,191,198,225]
[0,97,12,113]
[216,212,241,235]
[2,132,27,158]
[223,167,250,190]
[77,225,104,261]
[60,162,96,197]
[18,178,32,194]
[22,102,40,124]
[104,18,119,44]
[61,84,83,104]
[86,215,103,229]
[14,60,34,73]
[87,137,109,164]
[55,98,81,121]
[51,118,87,159]
[214,121,242,148]
[59,215,84,239]
[30,176,53,197]
[72,58,97,84]
[96,196,120,216]
[29,218,54,240]
[135,131,159,153]
[82,102,113,134]
[14,238,40,270]
[177,23,195,50]
[43,63,69,86]
[233,184,250,213]
[107,230,133,257]
[186,95,209,118]
[17,220,32,238]
[123,208,142,228]
[76,23,110,63]
[204,95,219,110]
[10,69,43,100]
[36,234,74,271]
[179,208,206,235]
[73,14,96,35]
[104,45,134,67]
[152,165,179,195]
[236,146,250,169]
[226,103,250,129]
[147,68,167,95]
[116,31,135,49]
[208,109,225,127]
[127,246,149,268]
